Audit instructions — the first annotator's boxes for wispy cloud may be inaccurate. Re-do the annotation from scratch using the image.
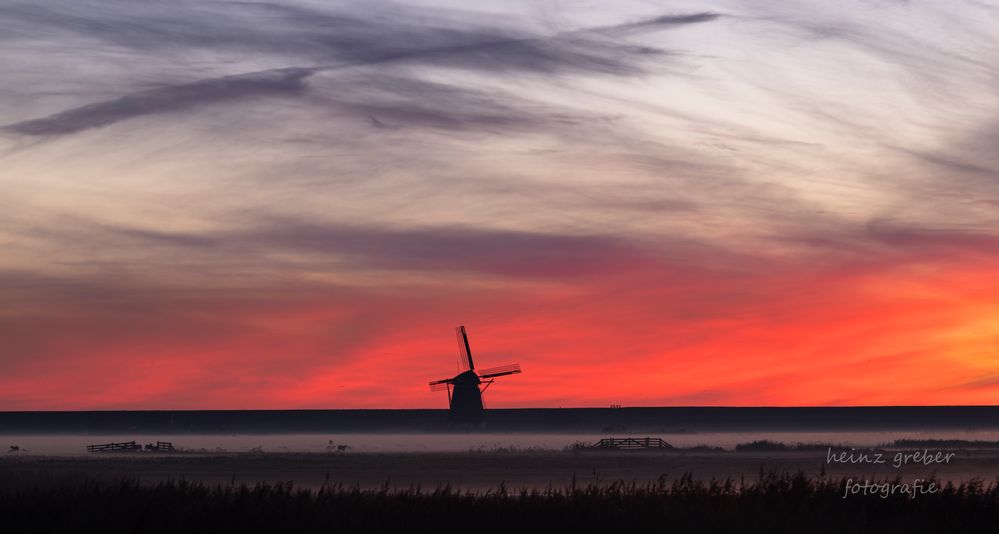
[1,2,719,137]
[3,0,999,408]
[3,67,317,135]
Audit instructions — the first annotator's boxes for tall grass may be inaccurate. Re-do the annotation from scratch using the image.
[889,439,999,448]
[2,471,999,533]
[734,439,834,451]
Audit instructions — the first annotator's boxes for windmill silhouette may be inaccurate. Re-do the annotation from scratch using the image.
[429,325,522,425]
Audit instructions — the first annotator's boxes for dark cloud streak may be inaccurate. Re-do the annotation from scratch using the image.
[1,2,720,137]
[3,67,316,135]
[592,12,721,35]
[50,218,663,279]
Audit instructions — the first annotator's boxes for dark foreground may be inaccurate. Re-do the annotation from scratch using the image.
[2,471,998,533]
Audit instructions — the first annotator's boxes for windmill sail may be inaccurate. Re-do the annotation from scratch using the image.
[477,363,521,378]
[456,325,474,371]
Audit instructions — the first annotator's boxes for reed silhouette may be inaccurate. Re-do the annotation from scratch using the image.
[2,471,998,533]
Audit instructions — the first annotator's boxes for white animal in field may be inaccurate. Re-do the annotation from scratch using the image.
[326,440,349,453]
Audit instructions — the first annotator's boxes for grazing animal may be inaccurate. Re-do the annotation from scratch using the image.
[8,445,19,453]
[337,445,348,452]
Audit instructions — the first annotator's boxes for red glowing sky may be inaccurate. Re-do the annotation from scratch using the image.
[3,236,998,410]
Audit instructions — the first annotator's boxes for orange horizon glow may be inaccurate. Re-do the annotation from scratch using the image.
[2,246,998,411]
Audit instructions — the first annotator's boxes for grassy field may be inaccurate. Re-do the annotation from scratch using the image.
[2,470,998,533]
[4,443,999,532]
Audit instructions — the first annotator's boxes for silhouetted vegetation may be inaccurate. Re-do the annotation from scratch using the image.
[467,444,550,453]
[3,471,999,533]
[565,440,726,452]
[735,439,789,451]
[678,444,726,452]
[734,440,833,451]
[889,439,999,448]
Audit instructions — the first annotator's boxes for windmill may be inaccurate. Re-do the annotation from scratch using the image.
[429,325,522,425]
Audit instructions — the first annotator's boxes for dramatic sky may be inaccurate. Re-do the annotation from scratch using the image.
[2,0,998,410]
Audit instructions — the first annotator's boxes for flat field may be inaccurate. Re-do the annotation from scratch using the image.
[3,447,998,490]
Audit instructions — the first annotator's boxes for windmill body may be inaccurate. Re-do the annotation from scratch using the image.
[449,370,484,419]
[429,325,521,426]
